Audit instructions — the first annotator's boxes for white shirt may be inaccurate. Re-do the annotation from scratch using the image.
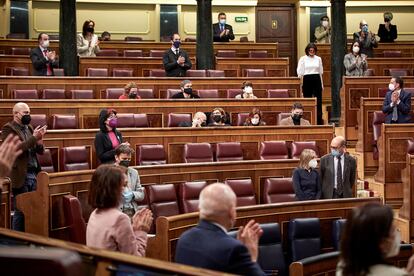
[171,46,180,54]
[333,154,345,189]
[297,55,323,77]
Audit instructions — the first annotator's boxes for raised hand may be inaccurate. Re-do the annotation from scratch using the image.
[237,219,263,262]
[132,208,153,233]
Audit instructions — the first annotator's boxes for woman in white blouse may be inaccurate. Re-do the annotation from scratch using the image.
[297,43,324,125]
[77,20,100,57]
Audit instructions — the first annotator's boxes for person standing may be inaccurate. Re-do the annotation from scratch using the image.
[77,20,100,57]
[213,12,235,42]
[314,16,331,43]
[1,102,47,231]
[382,77,411,124]
[378,12,398,43]
[297,43,324,125]
[30,33,59,76]
[353,20,378,57]
[320,136,357,199]
[292,149,321,201]
[163,33,192,77]
[343,41,368,76]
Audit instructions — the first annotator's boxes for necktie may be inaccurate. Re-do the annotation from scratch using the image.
[392,100,398,122]
[43,49,52,76]
[220,24,224,32]
[175,49,179,56]
[336,156,343,196]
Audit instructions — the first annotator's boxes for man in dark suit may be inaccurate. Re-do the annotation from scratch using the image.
[171,80,200,99]
[213,12,235,42]
[175,183,265,276]
[162,33,192,77]
[30,33,59,76]
[382,77,411,124]
[1,102,47,231]
[320,136,357,199]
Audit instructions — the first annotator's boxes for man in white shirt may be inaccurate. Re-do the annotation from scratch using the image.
[320,136,357,199]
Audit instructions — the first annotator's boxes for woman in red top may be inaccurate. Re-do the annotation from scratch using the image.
[119,82,141,99]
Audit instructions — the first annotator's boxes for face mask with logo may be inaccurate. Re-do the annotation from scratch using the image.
[108,118,118,128]
[183,88,193,94]
[388,83,395,91]
[213,114,223,123]
[220,19,226,25]
[119,160,130,168]
[42,40,50,48]
[309,159,318,169]
[322,20,329,27]
[21,114,31,125]
[173,41,181,49]
[251,118,259,125]
[353,46,360,54]
[385,230,401,258]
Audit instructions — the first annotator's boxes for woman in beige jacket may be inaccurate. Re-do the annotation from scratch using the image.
[77,20,100,57]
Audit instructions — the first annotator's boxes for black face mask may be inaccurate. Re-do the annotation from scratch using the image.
[86,27,94,33]
[119,160,130,168]
[213,114,223,123]
[21,114,31,125]
[292,114,302,125]
[200,122,207,127]
[183,88,192,95]
[128,93,137,99]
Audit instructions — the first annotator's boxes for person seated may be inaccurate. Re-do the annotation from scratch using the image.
[87,165,153,256]
[114,145,145,219]
[95,108,129,164]
[382,77,411,124]
[337,203,414,275]
[344,41,368,76]
[235,81,257,99]
[314,16,331,43]
[378,12,397,43]
[30,33,59,76]
[119,82,141,99]
[179,112,207,127]
[208,107,230,126]
[279,103,311,126]
[100,31,111,41]
[175,183,265,275]
[171,80,200,99]
[292,149,321,201]
[213,12,235,42]
[244,108,266,126]
[163,33,192,77]
[353,19,378,57]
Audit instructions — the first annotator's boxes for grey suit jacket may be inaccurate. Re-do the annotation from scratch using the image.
[320,153,357,199]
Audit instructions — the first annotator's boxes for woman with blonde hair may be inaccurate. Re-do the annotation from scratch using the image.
[292,149,321,200]
[119,82,141,99]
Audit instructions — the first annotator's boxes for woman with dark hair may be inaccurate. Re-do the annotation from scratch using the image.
[292,149,320,200]
[297,43,324,125]
[77,20,100,57]
[337,203,413,275]
[95,108,128,164]
[235,81,257,99]
[208,107,229,126]
[86,165,153,256]
[343,41,368,76]
[244,108,266,126]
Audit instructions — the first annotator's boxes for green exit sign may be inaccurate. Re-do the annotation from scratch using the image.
[235,17,248,23]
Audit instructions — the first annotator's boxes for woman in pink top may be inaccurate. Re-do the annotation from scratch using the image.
[87,165,153,256]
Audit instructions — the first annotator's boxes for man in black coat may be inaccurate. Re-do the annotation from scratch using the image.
[162,33,192,77]
[213,12,235,42]
[30,33,59,76]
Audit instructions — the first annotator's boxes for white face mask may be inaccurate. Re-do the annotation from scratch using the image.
[251,118,259,125]
[385,230,401,258]
[42,40,50,48]
[309,159,318,169]
[388,83,395,91]
[353,46,360,54]
[322,20,329,27]
[244,86,253,94]
[219,19,226,25]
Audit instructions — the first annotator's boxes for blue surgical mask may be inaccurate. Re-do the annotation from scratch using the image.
[173,40,180,49]
[331,149,340,157]
[122,190,134,203]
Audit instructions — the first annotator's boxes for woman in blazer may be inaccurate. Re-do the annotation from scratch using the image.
[292,149,321,200]
[77,20,100,57]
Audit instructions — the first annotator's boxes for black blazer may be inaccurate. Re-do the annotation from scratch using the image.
[94,129,123,164]
[30,47,59,76]
[162,49,192,77]
[171,92,200,99]
[377,24,398,42]
[382,89,411,123]
[213,23,235,42]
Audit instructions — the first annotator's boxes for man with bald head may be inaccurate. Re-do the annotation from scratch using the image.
[178,111,207,127]
[175,183,265,275]
[353,19,378,57]
[1,102,47,231]
[320,136,357,199]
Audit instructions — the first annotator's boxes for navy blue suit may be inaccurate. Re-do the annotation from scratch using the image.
[382,89,411,124]
[175,220,265,275]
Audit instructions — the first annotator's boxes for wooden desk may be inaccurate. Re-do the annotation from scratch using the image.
[0,76,302,99]
[215,57,289,77]
[398,154,414,242]
[341,76,414,145]
[149,198,380,261]
[0,178,11,229]
[0,39,278,58]
[0,228,226,276]
[0,98,317,129]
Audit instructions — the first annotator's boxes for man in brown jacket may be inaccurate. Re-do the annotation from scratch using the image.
[1,102,47,231]
[279,103,311,126]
